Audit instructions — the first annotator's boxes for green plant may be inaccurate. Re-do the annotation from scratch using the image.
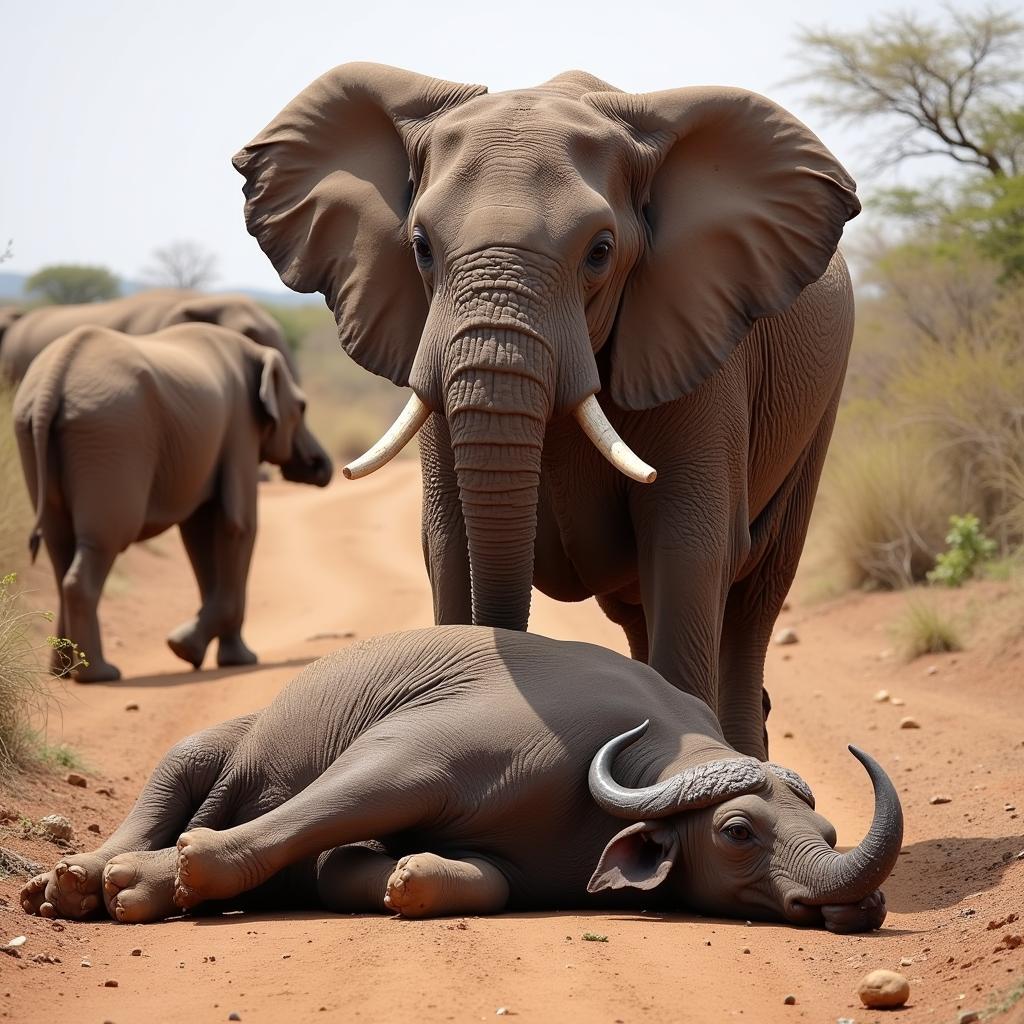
[892,595,962,661]
[0,572,86,776]
[927,514,997,587]
[582,932,608,942]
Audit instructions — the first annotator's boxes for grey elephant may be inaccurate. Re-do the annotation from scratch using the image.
[14,323,332,682]
[20,627,902,932]
[0,289,298,384]
[234,64,860,759]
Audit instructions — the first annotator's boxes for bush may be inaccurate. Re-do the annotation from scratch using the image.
[0,573,84,777]
[927,514,997,586]
[892,595,962,661]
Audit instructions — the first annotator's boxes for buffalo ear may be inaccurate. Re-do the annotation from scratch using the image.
[233,62,486,387]
[584,87,860,411]
[587,821,680,893]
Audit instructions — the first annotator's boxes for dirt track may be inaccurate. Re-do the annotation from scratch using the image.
[2,464,1022,1023]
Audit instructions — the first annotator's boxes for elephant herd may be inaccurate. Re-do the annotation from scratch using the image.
[16,63,904,935]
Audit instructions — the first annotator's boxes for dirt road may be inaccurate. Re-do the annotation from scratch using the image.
[2,465,1022,1023]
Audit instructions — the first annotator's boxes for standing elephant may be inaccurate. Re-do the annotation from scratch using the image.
[14,323,332,682]
[234,65,860,758]
[0,289,298,384]
[20,627,902,932]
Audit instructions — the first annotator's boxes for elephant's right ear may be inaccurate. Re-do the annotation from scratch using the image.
[233,63,486,387]
[587,820,680,893]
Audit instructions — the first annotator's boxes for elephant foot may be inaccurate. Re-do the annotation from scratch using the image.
[384,852,509,918]
[216,634,258,668]
[73,659,121,684]
[174,827,267,910]
[21,851,108,920]
[103,848,178,923]
[166,620,209,669]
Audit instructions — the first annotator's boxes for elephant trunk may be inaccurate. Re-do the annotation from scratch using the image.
[443,325,551,630]
[797,746,904,905]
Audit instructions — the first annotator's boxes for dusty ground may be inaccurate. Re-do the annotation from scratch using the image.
[1,464,1022,1023]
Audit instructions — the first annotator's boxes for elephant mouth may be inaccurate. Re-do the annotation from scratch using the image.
[340,392,657,484]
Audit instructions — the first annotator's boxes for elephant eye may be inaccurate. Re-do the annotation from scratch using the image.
[412,230,433,270]
[722,823,753,843]
[587,239,613,269]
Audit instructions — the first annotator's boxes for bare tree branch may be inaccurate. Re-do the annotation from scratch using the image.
[142,241,219,290]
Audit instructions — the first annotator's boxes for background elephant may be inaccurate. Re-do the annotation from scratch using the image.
[19,626,902,931]
[14,323,332,682]
[234,64,860,760]
[0,289,298,384]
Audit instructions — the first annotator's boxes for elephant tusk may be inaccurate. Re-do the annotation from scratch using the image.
[342,394,431,480]
[574,395,657,484]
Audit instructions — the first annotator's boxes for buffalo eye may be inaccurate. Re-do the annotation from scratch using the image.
[722,823,753,843]
[412,229,433,270]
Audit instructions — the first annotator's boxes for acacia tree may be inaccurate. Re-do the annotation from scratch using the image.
[143,240,219,290]
[24,265,120,305]
[794,5,1023,177]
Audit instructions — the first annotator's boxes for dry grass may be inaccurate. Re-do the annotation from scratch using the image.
[0,384,31,572]
[891,594,963,661]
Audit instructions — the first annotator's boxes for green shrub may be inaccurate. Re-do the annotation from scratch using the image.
[926,514,997,587]
[892,596,962,660]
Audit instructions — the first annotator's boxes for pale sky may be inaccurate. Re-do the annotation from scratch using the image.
[2,0,1003,294]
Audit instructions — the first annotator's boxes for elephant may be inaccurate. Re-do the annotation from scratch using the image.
[233,64,861,760]
[19,626,902,932]
[13,322,332,682]
[0,289,298,384]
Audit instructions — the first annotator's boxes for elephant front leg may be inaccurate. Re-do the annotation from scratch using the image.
[169,503,257,669]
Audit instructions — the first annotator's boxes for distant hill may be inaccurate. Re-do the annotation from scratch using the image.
[0,270,320,308]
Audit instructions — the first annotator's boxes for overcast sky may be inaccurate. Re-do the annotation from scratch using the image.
[2,0,999,294]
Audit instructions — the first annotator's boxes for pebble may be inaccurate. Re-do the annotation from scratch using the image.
[88,824,101,834]
[229,1015,241,1022]
[783,994,796,1005]
[40,814,74,841]
[899,717,921,729]
[783,730,794,739]
[926,665,938,675]
[899,957,913,966]
[81,958,92,968]
[873,689,890,702]
[125,702,140,712]
[6,937,26,949]
[958,1011,981,1024]
[104,980,118,988]
[131,948,142,957]
[496,1009,510,1016]
[65,772,87,788]
[858,969,909,1008]
[891,697,906,706]
[774,628,799,646]
[929,795,953,805]
[742,947,751,954]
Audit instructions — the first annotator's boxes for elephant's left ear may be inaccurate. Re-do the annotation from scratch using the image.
[583,87,860,411]
[587,820,680,893]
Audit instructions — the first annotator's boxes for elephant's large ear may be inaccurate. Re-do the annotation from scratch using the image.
[583,87,860,411]
[587,821,680,893]
[233,63,487,386]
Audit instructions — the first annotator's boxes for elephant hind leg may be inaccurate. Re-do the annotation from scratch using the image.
[596,590,649,662]
[61,542,119,682]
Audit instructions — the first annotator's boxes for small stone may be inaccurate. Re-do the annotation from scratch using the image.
[858,969,909,1008]
[890,697,905,706]
[104,979,118,988]
[40,814,73,840]
[926,665,938,676]
[1005,804,1016,812]
[88,823,101,834]
[124,702,139,712]
[131,948,142,956]
[7,936,26,949]
[0,807,18,822]
[783,730,794,739]
[899,717,920,729]
[81,958,92,968]
[873,689,890,702]
[742,947,751,954]
[774,628,799,646]
[65,772,87,788]
[496,1009,510,1016]
[899,957,913,966]
[958,1011,981,1024]
[930,795,953,805]
[783,994,796,1005]
[229,1015,241,1022]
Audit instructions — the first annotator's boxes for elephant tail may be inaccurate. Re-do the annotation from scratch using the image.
[26,328,90,563]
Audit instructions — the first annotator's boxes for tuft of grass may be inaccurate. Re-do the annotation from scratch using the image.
[891,595,963,661]
[581,932,609,942]
[0,572,86,776]
[36,741,85,772]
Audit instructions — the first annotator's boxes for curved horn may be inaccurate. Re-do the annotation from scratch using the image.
[342,394,431,480]
[574,395,657,484]
[803,746,903,904]
[589,721,767,820]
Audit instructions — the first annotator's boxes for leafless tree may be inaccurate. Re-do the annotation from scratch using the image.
[143,240,219,290]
